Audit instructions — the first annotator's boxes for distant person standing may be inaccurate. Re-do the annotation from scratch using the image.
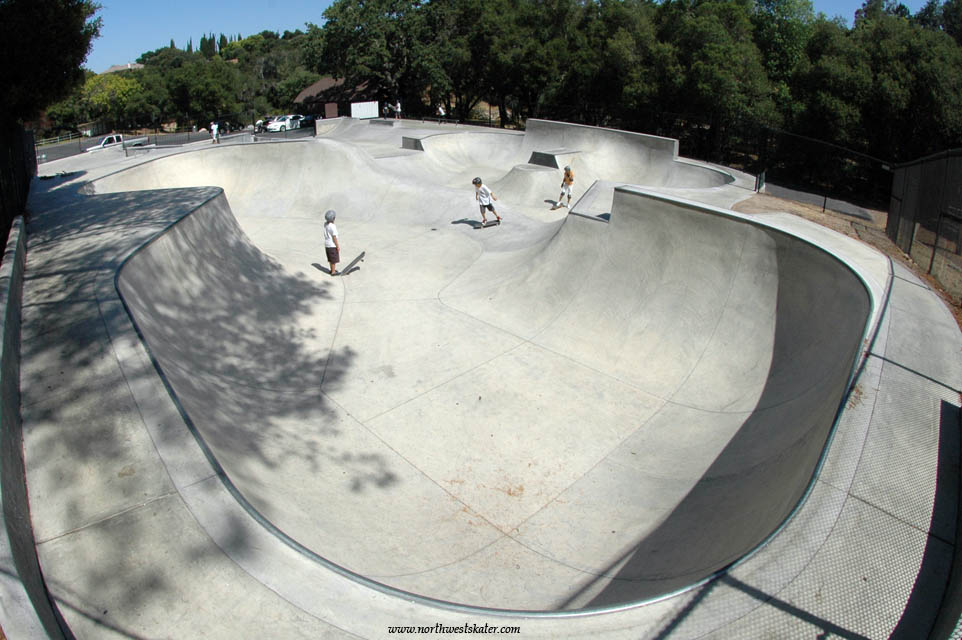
[323,209,341,275]
[210,121,219,144]
[395,100,402,120]
[557,165,574,208]
[472,176,501,225]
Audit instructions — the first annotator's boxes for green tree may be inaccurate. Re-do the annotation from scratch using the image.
[752,0,815,121]
[46,70,95,131]
[553,0,663,125]
[790,16,870,150]
[200,33,217,59]
[420,0,502,121]
[945,0,962,43]
[168,57,240,125]
[915,0,962,45]
[850,10,962,159]
[131,66,174,125]
[0,0,102,122]
[82,72,146,127]
[318,0,427,108]
[302,23,326,72]
[854,0,911,22]
[281,69,322,109]
[138,45,190,69]
[655,0,776,156]
[486,0,552,124]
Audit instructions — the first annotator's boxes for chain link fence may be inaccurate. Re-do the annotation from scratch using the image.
[888,150,962,304]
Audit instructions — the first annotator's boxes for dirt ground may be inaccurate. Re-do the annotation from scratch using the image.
[732,192,962,333]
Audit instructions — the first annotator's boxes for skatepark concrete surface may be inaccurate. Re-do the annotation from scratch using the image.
[2,118,961,638]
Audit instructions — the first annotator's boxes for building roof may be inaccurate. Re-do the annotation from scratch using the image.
[294,77,370,107]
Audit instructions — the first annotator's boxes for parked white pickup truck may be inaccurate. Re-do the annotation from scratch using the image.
[86,133,148,151]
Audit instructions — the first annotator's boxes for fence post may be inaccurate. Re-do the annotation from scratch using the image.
[929,210,942,275]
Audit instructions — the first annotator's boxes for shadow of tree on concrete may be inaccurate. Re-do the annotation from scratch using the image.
[18,177,398,634]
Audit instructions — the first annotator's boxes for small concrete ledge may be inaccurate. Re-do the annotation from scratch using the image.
[528,148,581,169]
[401,136,424,151]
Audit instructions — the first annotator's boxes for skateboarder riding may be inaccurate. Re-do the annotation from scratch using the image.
[558,165,574,208]
[473,177,501,225]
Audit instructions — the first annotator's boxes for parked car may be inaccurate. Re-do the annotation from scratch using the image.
[300,114,318,129]
[266,115,301,132]
[85,133,147,151]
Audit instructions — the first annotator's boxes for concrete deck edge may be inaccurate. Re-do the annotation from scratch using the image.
[0,216,69,639]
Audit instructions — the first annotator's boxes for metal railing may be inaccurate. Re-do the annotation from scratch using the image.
[34,131,83,147]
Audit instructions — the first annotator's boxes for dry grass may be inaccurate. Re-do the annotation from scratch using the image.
[732,193,962,333]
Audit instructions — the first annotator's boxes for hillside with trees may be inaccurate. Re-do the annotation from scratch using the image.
[40,0,962,170]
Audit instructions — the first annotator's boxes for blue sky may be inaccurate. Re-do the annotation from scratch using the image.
[85,0,335,73]
[84,0,932,74]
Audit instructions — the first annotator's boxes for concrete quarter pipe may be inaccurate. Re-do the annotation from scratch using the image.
[90,120,873,612]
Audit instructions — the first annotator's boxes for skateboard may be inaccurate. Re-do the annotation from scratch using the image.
[338,251,366,275]
[550,202,568,211]
[477,220,501,229]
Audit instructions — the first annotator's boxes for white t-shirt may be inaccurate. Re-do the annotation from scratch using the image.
[477,185,493,205]
[324,222,338,248]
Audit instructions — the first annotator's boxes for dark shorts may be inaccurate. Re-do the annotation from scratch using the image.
[479,203,496,213]
[326,246,340,263]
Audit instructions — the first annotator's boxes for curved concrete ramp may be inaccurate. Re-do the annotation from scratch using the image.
[318,118,735,201]
[106,135,872,610]
[521,119,734,188]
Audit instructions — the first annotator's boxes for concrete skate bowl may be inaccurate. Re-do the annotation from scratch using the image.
[91,138,873,613]
[323,118,735,202]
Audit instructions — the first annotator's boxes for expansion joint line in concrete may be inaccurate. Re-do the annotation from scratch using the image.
[847,490,955,546]
[33,490,181,546]
[318,280,348,391]
[434,266,761,420]
[893,271,936,290]
[867,352,962,397]
[312,323,690,583]
[662,230,750,408]
[319,224,442,388]
[313,372,533,579]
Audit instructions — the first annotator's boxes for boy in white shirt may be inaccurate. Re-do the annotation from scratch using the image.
[472,177,501,225]
[323,209,341,275]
